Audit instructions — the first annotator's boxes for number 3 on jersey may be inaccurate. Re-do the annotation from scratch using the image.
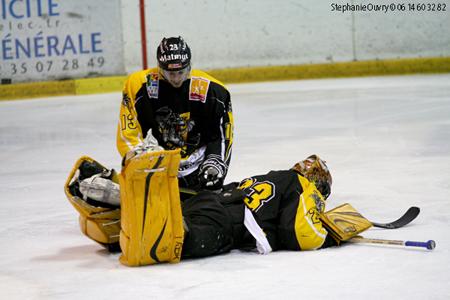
[238,178,275,212]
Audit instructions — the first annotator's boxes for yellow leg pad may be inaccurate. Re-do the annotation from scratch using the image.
[119,149,184,266]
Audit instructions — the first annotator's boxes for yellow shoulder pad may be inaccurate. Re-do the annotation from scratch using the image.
[123,68,158,99]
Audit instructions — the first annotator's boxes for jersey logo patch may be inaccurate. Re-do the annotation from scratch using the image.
[122,92,131,108]
[146,73,159,99]
[189,77,210,103]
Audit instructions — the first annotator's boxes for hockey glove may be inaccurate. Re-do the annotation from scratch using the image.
[124,129,163,162]
[198,156,226,190]
[155,107,193,148]
[79,174,121,206]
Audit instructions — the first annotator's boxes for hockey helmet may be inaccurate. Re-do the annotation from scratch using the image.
[157,36,191,71]
[157,37,191,87]
[292,154,332,199]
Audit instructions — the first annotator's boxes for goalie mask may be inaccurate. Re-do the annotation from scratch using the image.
[292,154,332,199]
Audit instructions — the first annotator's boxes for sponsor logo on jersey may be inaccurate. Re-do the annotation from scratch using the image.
[189,77,210,103]
[146,73,159,99]
[122,92,131,108]
[311,192,325,213]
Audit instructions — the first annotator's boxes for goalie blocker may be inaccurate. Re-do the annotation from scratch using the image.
[320,203,373,244]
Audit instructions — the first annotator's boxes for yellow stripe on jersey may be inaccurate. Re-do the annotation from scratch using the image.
[225,111,234,162]
[294,175,328,250]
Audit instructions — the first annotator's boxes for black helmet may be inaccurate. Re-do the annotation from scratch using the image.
[157,37,191,71]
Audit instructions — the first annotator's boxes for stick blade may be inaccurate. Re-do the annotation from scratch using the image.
[372,206,420,229]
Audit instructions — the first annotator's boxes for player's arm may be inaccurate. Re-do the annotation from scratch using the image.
[199,85,233,188]
[116,73,146,157]
[278,176,331,251]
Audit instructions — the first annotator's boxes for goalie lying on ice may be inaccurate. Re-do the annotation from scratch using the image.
[65,149,372,266]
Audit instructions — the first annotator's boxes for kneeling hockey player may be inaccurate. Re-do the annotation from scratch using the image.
[117,36,233,191]
[65,145,371,266]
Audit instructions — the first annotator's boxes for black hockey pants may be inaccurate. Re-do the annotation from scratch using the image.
[181,188,256,258]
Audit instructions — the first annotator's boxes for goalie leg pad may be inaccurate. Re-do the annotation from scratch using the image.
[64,156,121,247]
[119,149,184,266]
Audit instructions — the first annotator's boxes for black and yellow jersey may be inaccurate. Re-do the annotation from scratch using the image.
[238,170,328,251]
[117,68,233,180]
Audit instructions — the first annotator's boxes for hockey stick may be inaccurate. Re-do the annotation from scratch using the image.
[372,206,420,229]
[348,236,435,250]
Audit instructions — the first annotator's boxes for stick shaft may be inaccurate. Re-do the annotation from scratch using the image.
[349,236,435,250]
[349,236,404,246]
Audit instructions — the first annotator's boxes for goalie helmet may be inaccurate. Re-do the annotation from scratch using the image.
[157,36,191,71]
[292,154,332,199]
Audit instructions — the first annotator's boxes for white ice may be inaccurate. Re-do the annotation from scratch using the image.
[1,74,449,299]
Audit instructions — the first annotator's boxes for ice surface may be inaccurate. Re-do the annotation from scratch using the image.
[1,74,449,299]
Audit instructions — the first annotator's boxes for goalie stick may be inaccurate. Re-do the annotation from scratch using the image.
[348,236,435,250]
[181,187,420,229]
[371,206,420,229]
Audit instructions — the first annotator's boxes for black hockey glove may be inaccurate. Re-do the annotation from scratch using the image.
[198,156,226,190]
[155,106,195,148]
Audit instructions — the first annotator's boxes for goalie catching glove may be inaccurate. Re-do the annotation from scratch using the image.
[79,174,120,206]
[64,156,121,251]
